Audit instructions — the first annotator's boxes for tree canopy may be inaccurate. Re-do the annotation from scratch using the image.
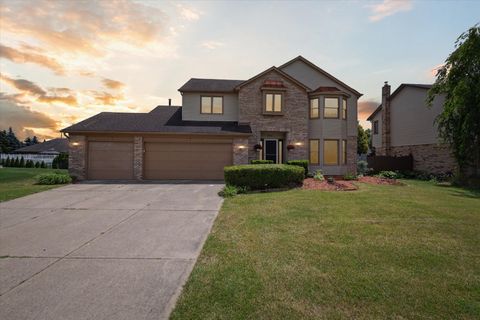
[428,25,480,177]
[357,125,369,155]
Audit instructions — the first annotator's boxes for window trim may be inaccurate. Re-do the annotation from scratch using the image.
[200,95,224,115]
[263,92,284,115]
[309,139,320,165]
[342,98,347,120]
[310,98,319,119]
[323,139,339,166]
[373,120,379,134]
[342,139,347,165]
[324,97,340,119]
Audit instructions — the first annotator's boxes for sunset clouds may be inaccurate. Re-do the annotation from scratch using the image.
[368,0,413,22]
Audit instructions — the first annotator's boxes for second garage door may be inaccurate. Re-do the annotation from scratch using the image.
[88,141,134,180]
[144,140,232,180]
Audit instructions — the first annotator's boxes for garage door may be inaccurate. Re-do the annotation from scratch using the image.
[144,140,232,180]
[88,141,134,180]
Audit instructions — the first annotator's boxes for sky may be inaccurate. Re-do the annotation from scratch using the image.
[1,0,479,140]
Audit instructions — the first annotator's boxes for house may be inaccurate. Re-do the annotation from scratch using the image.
[367,82,455,174]
[0,138,68,166]
[61,56,361,180]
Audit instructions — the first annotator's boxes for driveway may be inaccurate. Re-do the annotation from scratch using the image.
[0,182,224,320]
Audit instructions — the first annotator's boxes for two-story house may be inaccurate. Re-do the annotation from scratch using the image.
[62,56,361,180]
[368,82,455,174]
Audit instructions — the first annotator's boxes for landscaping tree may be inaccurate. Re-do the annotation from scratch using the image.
[32,136,39,144]
[0,130,9,152]
[35,161,40,168]
[13,157,20,167]
[52,153,69,169]
[41,161,46,168]
[428,25,480,179]
[24,137,32,146]
[5,157,11,167]
[357,124,369,155]
[19,156,25,167]
[6,127,21,151]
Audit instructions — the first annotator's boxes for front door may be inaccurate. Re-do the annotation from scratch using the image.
[264,139,278,163]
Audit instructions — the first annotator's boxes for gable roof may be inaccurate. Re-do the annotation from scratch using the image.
[234,66,311,91]
[309,86,351,97]
[279,56,362,97]
[178,78,244,93]
[366,83,433,121]
[61,106,251,135]
[14,138,68,154]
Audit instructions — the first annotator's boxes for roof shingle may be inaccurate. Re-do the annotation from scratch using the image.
[14,138,68,154]
[178,78,245,93]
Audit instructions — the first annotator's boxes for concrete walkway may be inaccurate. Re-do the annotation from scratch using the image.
[0,182,224,320]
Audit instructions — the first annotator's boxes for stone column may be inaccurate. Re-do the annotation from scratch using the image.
[347,136,357,175]
[133,136,144,180]
[69,135,86,180]
[233,137,249,165]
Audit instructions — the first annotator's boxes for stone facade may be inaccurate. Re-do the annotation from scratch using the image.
[238,69,309,163]
[68,135,86,180]
[347,136,357,174]
[390,143,456,174]
[233,137,249,165]
[133,136,143,180]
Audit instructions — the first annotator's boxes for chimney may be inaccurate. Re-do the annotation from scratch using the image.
[381,81,391,156]
[168,98,171,106]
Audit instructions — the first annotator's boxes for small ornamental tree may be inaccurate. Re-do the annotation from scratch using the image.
[428,25,480,179]
[19,156,25,168]
[13,157,20,167]
[357,124,369,155]
[5,157,11,167]
[41,161,46,168]
[35,161,40,168]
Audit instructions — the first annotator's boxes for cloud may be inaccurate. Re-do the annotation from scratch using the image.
[429,64,445,78]
[368,0,412,22]
[201,41,225,50]
[0,73,78,106]
[0,44,66,75]
[177,4,201,21]
[358,100,380,121]
[0,0,170,57]
[88,90,125,106]
[102,78,125,90]
[0,93,59,139]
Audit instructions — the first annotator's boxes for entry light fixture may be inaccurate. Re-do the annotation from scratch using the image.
[294,142,303,146]
[71,142,80,146]
[237,145,246,149]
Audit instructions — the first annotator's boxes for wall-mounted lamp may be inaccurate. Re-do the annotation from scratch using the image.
[294,142,303,146]
[237,145,246,150]
[71,142,80,146]
[287,144,295,151]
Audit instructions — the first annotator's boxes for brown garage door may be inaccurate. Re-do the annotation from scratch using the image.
[144,140,232,180]
[88,141,134,180]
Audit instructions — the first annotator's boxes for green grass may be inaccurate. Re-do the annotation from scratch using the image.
[0,167,69,202]
[171,181,480,320]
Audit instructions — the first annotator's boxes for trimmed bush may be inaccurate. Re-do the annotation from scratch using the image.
[34,161,40,168]
[13,157,20,167]
[377,171,400,179]
[224,164,304,190]
[343,173,358,180]
[36,173,72,185]
[251,159,274,164]
[286,160,309,177]
[19,157,25,167]
[52,153,68,169]
[40,161,46,168]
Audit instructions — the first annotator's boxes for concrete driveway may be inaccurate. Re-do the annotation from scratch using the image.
[0,182,224,320]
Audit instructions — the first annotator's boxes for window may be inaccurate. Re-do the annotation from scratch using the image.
[373,120,379,134]
[309,140,319,164]
[201,96,223,114]
[342,98,347,120]
[265,93,282,113]
[310,98,319,118]
[324,140,339,165]
[342,140,347,165]
[324,97,339,118]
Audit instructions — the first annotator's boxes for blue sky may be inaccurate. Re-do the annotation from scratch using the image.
[0,0,479,139]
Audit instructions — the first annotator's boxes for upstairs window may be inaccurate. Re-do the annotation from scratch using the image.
[201,96,223,114]
[342,98,347,120]
[324,97,339,118]
[265,93,282,113]
[373,120,379,134]
[310,98,319,119]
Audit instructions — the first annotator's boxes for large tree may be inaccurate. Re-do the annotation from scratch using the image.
[357,124,369,155]
[428,25,480,178]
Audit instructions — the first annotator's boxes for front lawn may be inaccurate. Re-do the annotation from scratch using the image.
[0,167,69,202]
[171,181,480,319]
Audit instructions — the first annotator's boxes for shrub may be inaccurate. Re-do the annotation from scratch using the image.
[314,169,324,181]
[357,160,369,175]
[19,156,25,167]
[286,160,309,177]
[219,185,239,198]
[251,159,274,164]
[4,157,10,167]
[343,173,358,180]
[40,161,46,168]
[13,157,20,167]
[25,159,33,168]
[377,171,400,179]
[224,164,304,190]
[34,161,40,168]
[52,153,68,169]
[36,173,72,185]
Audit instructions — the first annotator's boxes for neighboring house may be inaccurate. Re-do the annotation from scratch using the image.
[62,56,362,180]
[0,138,68,166]
[367,82,455,174]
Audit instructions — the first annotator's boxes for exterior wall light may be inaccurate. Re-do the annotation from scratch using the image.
[237,145,246,150]
[294,142,303,146]
[71,142,80,146]
[287,144,295,151]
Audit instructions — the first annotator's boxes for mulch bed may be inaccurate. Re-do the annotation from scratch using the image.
[303,176,402,191]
